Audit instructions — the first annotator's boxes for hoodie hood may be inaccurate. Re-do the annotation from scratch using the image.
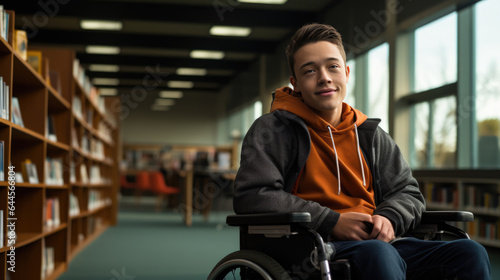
[272,86,375,213]
[271,86,367,133]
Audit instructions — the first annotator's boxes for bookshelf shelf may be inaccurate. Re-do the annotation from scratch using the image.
[0,10,119,280]
[414,169,500,248]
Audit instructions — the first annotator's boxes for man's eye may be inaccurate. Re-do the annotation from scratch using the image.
[330,65,339,69]
[304,69,314,74]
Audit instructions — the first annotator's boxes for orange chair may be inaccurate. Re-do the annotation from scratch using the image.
[120,174,135,189]
[149,171,180,212]
[134,171,152,203]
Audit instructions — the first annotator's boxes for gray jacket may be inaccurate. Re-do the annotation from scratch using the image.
[233,110,425,240]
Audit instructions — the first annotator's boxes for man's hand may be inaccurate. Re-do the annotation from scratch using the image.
[331,212,373,241]
[368,215,395,242]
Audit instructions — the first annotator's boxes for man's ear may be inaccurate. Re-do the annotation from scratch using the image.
[290,76,300,92]
[345,65,350,84]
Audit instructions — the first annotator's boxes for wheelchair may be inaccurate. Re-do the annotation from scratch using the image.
[208,211,473,280]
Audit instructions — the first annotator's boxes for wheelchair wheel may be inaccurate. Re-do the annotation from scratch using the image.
[208,250,292,280]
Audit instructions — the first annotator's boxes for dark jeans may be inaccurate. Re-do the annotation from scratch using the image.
[330,238,491,280]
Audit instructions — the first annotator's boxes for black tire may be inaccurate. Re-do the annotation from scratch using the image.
[208,250,292,280]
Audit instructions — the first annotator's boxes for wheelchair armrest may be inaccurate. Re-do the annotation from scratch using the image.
[226,212,311,226]
[421,211,474,223]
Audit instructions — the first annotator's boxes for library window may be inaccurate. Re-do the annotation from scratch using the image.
[411,96,457,169]
[344,58,356,107]
[367,43,389,132]
[414,12,457,93]
[475,0,500,168]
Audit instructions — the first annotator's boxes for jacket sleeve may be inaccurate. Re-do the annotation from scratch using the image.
[233,112,339,239]
[371,128,426,237]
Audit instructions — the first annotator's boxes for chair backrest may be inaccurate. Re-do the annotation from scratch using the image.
[149,171,166,192]
[120,175,133,188]
[135,171,151,190]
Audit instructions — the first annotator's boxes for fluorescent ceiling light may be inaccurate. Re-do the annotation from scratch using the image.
[92,78,120,86]
[190,50,225,60]
[238,0,287,3]
[176,68,207,76]
[155,99,175,106]
[86,45,120,55]
[210,26,251,37]
[99,88,118,96]
[168,81,193,89]
[80,20,123,30]
[159,91,183,98]
[89,64,120,72]
[151,104,169,111]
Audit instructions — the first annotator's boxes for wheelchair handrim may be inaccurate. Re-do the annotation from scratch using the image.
[208,258,273,280]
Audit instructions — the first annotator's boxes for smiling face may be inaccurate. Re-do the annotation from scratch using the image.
[290,41,350,126]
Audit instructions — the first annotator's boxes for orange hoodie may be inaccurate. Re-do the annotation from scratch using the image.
[271,86,375,215]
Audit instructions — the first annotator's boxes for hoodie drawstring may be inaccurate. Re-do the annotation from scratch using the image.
[327,126,341,195]
[327,124,367,195]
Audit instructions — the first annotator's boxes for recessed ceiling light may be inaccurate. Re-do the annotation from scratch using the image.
[159,91,184,98]
[151,104,169,111]
[238,0,288,4]
[190,50,225,60]
[176,68,207,76]
[89,64,120,72]
[99,88,118,96]
[168,81,193,88]
[92,78,120,86]
[80,20,123,30]
[155,99,175,106]
[86,45,120,55]
[210,26,252,37]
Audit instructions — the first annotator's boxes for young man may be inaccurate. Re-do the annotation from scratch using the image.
[233,23,490,279]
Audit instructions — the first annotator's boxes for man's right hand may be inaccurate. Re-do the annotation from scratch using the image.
[331,212,374,241]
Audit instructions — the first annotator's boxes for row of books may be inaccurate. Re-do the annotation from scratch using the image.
[464,185,500,212]
[73,59,92,97]
[41,241,55,279]
[45,158,63,186]
[88,190,111,211]
[0,6,10,42]
[69,192,80,217]
[468,219,500,241]
[422,183,459,208]
[0,76,9,121]
[44,197,60,228]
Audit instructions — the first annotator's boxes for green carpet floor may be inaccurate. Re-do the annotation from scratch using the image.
[58,197,238,280]
[59,196,500,280]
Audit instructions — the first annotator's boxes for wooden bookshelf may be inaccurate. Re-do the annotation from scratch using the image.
[0,10,119,280]
[414,169,500,248]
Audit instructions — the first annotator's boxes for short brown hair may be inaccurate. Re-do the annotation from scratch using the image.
[286,23,347,78]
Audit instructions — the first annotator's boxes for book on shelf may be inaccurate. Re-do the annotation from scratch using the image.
[70,161,76,183]
[45,197,60,227]
[27,50,42,75]
[0,210,3,247]
[42,243,55,279]
[0,141,3,181]
[46,115,57,142]
[13,29,27,60]
[72,95,82,120]
[80,164,89,184]
[11,96,24,127]
[44,157,63,186]
[21,159,39,184]
[89,165,101,185]
[71,127,79,148]
[69,192,80,216]
[0,6,10,42]
[0,76,9,120]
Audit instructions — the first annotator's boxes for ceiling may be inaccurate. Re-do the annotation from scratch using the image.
[4,0,336,104]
